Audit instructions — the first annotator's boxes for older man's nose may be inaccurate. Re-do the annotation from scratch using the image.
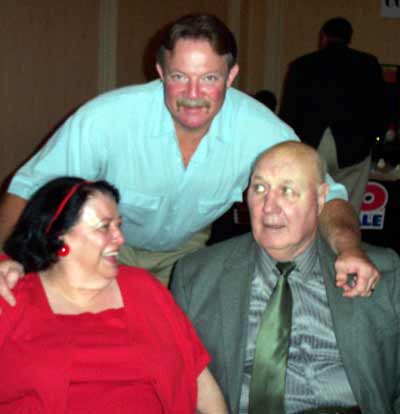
[263,192,280,213]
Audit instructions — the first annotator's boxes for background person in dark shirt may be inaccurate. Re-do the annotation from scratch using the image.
[280,17,387,212]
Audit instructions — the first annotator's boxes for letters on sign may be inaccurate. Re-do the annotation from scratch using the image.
[359,181,388,230]
[381,0,400,17]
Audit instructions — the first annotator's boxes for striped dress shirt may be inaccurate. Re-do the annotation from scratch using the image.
[239,239,357,413]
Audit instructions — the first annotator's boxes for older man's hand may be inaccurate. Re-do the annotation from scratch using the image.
[335,247,380,297]
[0,259,24,308]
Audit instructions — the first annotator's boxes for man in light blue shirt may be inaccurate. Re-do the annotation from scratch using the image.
[0,13,379,291]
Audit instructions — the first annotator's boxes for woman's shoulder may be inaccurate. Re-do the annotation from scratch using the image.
[0,273,39,340]
[0,273,38,312]
[117,265,175,307]
[117,265,165,290]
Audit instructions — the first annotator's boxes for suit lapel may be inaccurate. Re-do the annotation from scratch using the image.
[318,238,362,404]
[218,237,256,411]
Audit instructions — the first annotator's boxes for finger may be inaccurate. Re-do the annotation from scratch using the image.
[342,276,368,297]
[335,269,349,287]
[6,270,20,289]
[358,269,380,295]
[0,275,16,306]
[349,280,375,297]
[366,273,380,294]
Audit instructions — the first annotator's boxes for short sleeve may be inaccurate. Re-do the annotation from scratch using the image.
[8,109,105,200]
[325,173,348,201]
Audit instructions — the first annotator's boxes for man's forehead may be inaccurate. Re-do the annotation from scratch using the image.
[166,38,228,63]
[168,38,212,54]
[252,153,316,186]
[253,153,295,175]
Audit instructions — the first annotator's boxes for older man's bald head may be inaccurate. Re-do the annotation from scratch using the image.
[247,141,329,260]
[253,141,327,186]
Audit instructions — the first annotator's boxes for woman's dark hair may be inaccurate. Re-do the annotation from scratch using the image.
[4,177,119,273]
[156,13,237,70]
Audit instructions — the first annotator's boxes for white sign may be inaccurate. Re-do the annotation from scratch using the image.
[381,0,400,17]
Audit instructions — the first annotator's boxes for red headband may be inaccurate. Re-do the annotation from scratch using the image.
[45,181,92,235]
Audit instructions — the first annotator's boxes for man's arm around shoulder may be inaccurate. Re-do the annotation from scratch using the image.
[0,193,27,249]
[0,193,27,306]
[319,198,380,297]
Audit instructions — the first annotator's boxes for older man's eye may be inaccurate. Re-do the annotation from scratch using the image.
[254,184,266,193]
[283,186,295,196]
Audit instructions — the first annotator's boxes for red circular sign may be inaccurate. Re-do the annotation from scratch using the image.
[361,182,388,212]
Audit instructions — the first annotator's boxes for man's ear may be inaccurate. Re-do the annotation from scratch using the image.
[226,64,239,87]
[156,63,164,81]
[317,183,330,215]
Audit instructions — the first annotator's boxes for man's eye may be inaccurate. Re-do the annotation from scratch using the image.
[203,74,218,83]
[254,184,265,193]
[282,186,295,196]
[170,73,186,82]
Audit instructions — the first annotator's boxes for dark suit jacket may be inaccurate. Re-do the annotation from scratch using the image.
[280,43,387,168]
[171,233,400,413]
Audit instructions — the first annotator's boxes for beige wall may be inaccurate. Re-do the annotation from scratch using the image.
[117,0,229,87]
[1,0,399,191]
[238,0,400,100]
[0,1,99,191]
[272,0,400,105]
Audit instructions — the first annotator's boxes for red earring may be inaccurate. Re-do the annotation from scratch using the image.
[57,244,70,257]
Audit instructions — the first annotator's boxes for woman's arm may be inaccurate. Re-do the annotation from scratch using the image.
[197,367,228,413]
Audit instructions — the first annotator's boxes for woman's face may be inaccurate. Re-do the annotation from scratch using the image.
[62,192,125,283]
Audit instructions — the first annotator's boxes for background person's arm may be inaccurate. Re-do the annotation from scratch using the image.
[319,198,380,297]
[197,367,228,414]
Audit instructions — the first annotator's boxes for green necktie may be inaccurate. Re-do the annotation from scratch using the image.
[249,261,296,414]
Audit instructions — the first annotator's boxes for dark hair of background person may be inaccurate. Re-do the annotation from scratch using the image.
[156,13,237,70]
[321,17,353,44]
[4,177,120,273]
[253,89,278,112]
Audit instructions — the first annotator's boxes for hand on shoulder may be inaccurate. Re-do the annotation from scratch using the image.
[0,259,24,307]
[334,247,380,297]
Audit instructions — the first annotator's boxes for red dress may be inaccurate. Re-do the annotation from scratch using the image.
[0,266,210,413]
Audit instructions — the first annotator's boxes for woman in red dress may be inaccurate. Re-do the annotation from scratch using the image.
[0,177,227,413]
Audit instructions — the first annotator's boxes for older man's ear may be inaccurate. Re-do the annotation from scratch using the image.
[317,183,330,215]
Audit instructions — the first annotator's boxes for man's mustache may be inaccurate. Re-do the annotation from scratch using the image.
[176,98,211,112]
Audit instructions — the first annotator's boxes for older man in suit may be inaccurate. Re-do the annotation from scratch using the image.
[171,141,400,414]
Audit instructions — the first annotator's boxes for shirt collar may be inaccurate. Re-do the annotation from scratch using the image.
[255,235,319,283]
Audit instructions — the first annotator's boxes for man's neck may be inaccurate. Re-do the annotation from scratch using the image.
[175,124,209,167]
